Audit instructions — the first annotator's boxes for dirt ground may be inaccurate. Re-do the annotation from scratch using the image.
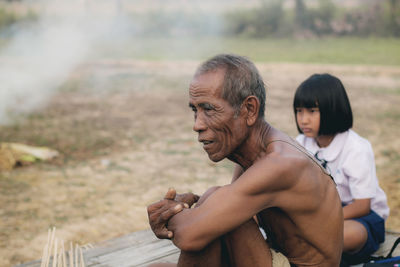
[1,61,399,266]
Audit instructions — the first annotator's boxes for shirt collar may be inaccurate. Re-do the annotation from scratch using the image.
[317,130,349,161]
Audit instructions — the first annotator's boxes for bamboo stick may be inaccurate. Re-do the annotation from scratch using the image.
[61,241,66,267]
[40,243,49,267]
[69,242,73,267]
[40,229,51,267]
[57,251,62,267]
[45,227,56,267]
[40,228,87,267]
[79,246,85,267]
[52,238,58,267]
[74,244,78,267]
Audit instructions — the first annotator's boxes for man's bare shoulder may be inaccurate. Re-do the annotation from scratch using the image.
[243,136,331,201]
[260,138,313,176]
[237,141,312,197]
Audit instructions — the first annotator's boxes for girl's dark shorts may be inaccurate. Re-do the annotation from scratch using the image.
[342,210,385,264]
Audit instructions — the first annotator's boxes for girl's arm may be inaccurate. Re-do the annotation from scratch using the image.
[343,198,371,219]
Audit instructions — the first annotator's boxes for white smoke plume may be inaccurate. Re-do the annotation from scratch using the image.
[0,0,134,124]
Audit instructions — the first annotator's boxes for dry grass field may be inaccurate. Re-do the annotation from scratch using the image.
[0,60,399,266]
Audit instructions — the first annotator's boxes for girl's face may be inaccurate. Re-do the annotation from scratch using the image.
[295,107,320,138]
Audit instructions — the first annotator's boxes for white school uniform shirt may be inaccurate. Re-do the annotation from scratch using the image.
[296,129,389,220]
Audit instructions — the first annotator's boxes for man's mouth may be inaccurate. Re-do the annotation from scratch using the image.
[199,140,214,148]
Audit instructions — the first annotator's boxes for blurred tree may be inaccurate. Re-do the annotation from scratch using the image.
[309,0,335,35]
[388,0,400,36]
[294,0,308,29]
[223,0,285,37]
[0,7,17,31]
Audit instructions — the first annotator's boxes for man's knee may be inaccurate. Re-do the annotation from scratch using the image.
[196,186,221,206]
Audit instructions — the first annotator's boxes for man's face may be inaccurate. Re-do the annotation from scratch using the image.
[189,69,247,162]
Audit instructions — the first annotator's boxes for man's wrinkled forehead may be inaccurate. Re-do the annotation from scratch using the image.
[189,69,225,97]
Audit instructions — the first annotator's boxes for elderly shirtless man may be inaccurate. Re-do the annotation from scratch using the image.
[147,54,343,266]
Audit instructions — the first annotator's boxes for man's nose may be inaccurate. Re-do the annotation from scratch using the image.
[193,113,207,132]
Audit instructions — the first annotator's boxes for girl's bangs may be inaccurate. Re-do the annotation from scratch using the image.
[294,87,318,108]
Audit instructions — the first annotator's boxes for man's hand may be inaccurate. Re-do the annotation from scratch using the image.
[175,192,200,208]
[147,188,199,239]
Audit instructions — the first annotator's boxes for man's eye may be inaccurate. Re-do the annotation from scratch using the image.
[203,104,215,112]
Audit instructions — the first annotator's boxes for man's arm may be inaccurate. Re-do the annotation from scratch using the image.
[231,163,244,183]
[147,188,199,239]
[167,156,300,251]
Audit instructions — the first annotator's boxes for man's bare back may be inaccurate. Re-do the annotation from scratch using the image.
[249,128,343,266]
[147,54,343,267]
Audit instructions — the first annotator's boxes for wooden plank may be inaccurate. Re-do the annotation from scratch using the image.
[14,230,399,267]
[85,230,179,266]
[15,230,179,267]
[86,236,179,266]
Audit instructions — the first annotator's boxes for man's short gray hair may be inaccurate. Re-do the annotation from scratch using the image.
[195,54,266,118]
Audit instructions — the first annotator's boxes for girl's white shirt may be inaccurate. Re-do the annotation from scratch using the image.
[296,129,389,220]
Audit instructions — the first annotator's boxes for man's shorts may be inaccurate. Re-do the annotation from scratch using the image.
[342,210,385,264]
[271,248,291,267]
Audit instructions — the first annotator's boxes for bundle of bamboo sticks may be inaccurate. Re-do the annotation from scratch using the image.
[40,227,92,267]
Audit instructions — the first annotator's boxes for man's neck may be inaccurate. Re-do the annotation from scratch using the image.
[228,120,272,170]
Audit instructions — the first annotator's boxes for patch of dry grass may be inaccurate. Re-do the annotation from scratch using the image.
[0,61,399,267]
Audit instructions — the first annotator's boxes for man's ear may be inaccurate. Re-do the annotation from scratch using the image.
[242,96,259,126]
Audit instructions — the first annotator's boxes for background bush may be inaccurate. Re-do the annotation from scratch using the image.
[224,0,400,38]
[0,6,37,36]
[0,0,398,39]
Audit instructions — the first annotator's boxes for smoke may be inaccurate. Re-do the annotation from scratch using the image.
[0,0,134,124]
[1,21,83,123]
[0,0,227,125]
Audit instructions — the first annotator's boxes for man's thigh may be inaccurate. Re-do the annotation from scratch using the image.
[224,219,274,267]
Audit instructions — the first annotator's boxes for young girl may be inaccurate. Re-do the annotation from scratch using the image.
[293,73,389,264]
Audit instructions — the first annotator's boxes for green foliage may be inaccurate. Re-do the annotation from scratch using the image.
[0,7,38,33]
[0,7,17,30]
[224,0,285,37]
[121,0,400,38]
[382,0,400,37]
[223,0,400,38]
[129,9,221,37]
[307,0,336,35]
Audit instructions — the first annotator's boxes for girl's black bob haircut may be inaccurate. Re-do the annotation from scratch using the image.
[293,73,353,135]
